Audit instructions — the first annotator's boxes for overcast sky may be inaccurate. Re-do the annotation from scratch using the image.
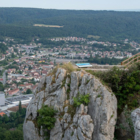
[0,0,140,11]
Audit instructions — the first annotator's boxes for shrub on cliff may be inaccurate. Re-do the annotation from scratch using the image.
[73,93,90,107]
[37,105,57,140]
[60,62,75,73]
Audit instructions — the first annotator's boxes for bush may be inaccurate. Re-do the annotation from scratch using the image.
[73,93,90,107]
[60,62,75,73]
[48,67,58,76]
[87,64,140,110]
[115,105,134,139]
[25,89,32,94]
[37,105,57,140]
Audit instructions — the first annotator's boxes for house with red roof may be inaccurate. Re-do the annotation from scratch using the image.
[0,78,3,83]
[8,88,19,96]
[0,112,5,116]
[18,83,33,90]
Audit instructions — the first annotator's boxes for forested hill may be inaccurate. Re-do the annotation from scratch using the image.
[1,8,140,42]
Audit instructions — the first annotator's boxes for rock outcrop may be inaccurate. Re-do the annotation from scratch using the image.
[23,68,117,140]
[131,108,140,140]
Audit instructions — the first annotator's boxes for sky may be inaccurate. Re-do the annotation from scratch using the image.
[0,0,140,11]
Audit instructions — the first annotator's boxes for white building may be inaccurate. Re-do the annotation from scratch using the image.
[0,92,5,106]
[76,63,92,68]
[0,94,33,111]
[114,56,124,59]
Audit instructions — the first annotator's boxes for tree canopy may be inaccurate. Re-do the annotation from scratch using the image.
[0,8,140,42]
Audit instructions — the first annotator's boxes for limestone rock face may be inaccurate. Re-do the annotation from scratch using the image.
[23,68,117,140]
[88,77,117,140]
[131,108,140,140]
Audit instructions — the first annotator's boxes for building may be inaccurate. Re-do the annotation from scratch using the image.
[8,88,19,96]
[0,78,3,84]
[18,83,33,90]
[0,94,33,114]
[76,63,92,68]
[0,92,5,106]
[7,104,28,113]
[21,45,37,49]
[0,112,5,116]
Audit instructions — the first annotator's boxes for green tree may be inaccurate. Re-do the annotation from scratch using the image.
[18,101,22,114]
[9,112,16,121]
[26,89,32,94]
[29,66,32,70]
[14,48,18,53]
[54,60,56,66]
[11,53,15,58]
[0,83,4,91]
[0,43,8,54]
[0,127,6,140]
[2,115,9,123]
[4,130,23,140]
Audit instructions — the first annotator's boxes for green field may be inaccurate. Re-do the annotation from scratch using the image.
[87,35,100,39]
[33,24,63,28]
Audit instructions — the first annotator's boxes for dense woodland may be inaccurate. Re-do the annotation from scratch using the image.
[0,43,8,54]
[0,102,26,140]
[0,8,140,42]
[88,57,124,65]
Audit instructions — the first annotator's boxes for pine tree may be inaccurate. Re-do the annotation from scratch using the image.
[54,59,56,66]
[18,101,22,114]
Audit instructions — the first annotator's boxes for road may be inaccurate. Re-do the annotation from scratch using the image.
[2,70,7,85]
[3,62,13,68]
[1,61,13,86]
[50,57,87,63]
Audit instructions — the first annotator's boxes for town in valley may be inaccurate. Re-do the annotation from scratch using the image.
[0,36,139,116]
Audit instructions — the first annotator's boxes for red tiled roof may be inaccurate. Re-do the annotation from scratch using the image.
[7,105,28,112]
[0,112,5,116]
[8,88,19,95]
[19,83,33,87]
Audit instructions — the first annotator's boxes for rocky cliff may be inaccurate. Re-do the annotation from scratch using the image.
[23,68,117,140]
[131,108,140,140]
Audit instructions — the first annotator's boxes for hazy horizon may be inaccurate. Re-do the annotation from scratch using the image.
[0,7,140,12]
[0,0,140,11]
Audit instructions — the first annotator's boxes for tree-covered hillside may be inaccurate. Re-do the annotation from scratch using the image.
[0,8,140,42]
[0,102,26,140]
